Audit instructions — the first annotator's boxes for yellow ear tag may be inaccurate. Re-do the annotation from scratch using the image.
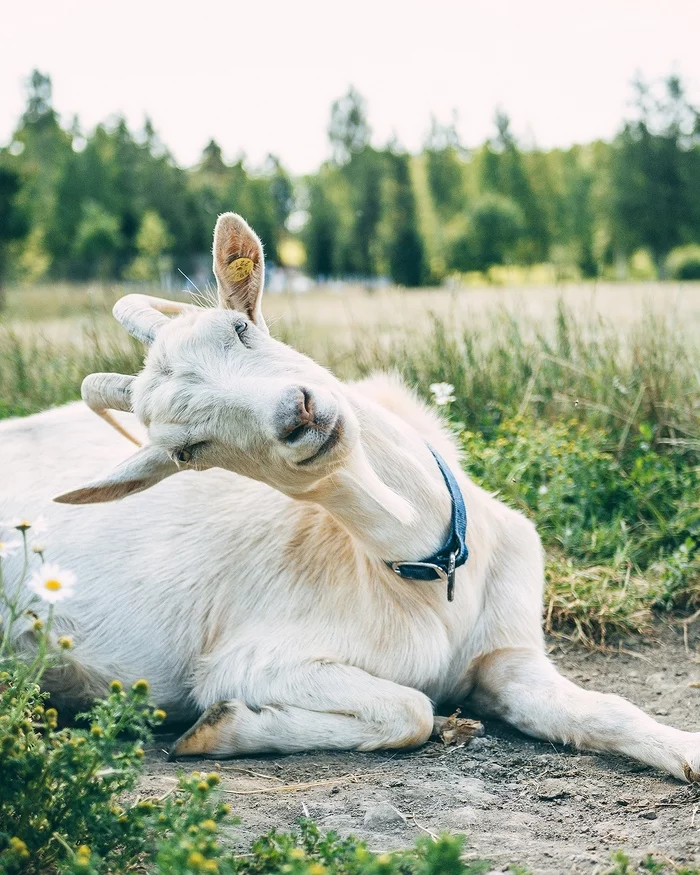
[227,257,255,282]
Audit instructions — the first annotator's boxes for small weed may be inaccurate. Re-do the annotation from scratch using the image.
[459,416,699,642]
[0,522,486,874]
[605,850,700,874]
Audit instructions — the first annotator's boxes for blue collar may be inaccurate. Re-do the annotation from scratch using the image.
[387,445,468,602]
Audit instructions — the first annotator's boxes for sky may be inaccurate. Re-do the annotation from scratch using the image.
[2,0,699,174]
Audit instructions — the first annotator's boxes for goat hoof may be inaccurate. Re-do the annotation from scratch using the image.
[169,700,234,760]
[683,762,700,783]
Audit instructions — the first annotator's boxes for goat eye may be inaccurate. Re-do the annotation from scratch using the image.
[176,448,192,463]
[234,319,248,336]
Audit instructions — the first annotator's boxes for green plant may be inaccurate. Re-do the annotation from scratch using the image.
[665,244,700,280]
[0,520,163,873]
[1,519,492,874]
[458,416,699,642]
[227,821,484,875]
[461,417,698,569]
[0,321,142,419]
[605,850,700,874]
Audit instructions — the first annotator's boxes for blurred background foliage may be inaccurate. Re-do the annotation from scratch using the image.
[2,69,700,304]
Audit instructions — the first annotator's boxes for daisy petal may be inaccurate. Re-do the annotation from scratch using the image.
[1,514,49,534]
[0,538,22,559]
[27,563,77,604]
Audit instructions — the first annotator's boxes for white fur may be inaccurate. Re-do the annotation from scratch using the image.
[2,213,699,781]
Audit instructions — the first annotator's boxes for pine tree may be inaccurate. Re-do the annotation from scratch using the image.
[10,70,72,278]
[328,87,371,166]
[0,166,27,309]
[424,116,467,218]
[609,75,700,267]
[386,151,427,286]
[200,140,228,176]
[303,175,341,278]
[480,112,550,263]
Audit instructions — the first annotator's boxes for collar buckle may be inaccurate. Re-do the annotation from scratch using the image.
[446,550,456,602]
[390,560,448,581]
[391,550,457,602]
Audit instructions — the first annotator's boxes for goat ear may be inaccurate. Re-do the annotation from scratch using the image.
[213,213,268,333]
[53,446,178,505]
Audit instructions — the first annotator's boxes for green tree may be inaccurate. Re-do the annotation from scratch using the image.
[480,111,550,262]
[609,75,700,267]
[199,139,228,176]
[190,146,290,264]
[22,70,54,126]
[328,86,371,166]
[72,201,123,279]
[341,147,385,276]
[384,151,427,286]
[324,88,383,276]
[0,166,28,310]
[424,116,467,217]
[5,66,700,288]
[265,154,295,230]
[125,209,173,281]
[303,174,342,277]
[10,70,72,279]
[49,115,203,279]
[555,146,598,276]
[450,193,524,271]
[240,175,280,261]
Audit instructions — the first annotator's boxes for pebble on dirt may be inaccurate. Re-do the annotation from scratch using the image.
[363,802,407,828]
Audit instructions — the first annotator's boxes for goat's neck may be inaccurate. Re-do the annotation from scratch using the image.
[297,404,453,562]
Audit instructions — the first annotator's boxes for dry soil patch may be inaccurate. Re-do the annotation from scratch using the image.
[140,624,700,874]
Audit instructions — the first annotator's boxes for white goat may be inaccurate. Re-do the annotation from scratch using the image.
[2,212,699,781]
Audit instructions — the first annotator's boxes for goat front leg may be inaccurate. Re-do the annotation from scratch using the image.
[170,660,437,758]
[472,648,700,782]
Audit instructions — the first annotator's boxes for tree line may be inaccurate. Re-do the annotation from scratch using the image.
[1,70,700,304]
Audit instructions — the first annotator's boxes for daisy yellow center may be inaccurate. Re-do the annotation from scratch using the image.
[44,579,62,591]
[0,542,5,549]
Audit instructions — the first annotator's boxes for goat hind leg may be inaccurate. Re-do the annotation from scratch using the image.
[472,648,700,782]
[171,661,436,758]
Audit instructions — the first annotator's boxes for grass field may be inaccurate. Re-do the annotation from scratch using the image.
[1,280,699,644]
[3,280,700,875]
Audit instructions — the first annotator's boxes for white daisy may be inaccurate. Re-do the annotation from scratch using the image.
[27,563,76,604]
[0,539,22,559]
[1,514,48,535]
[430,382,456,406]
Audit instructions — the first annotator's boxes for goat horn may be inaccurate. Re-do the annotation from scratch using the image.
[81,373,141,446]
[112,294,196,345]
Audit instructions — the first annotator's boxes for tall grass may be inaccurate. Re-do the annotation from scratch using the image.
[0,324,142,419]
[1,288,698,644]
[3,294,699,443]
[275,301,700,452]
[279,302,699,643]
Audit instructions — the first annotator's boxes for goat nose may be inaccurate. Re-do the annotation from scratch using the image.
[275,386,315,442]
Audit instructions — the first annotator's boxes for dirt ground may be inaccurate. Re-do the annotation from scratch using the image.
[140,623,700,875]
